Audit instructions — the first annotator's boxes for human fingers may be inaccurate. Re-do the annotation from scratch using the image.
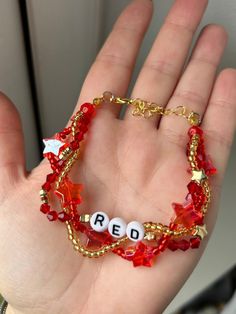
[76,0,153,120]
[201,69,236,181]
[125,0,208,129]
[159,24,227,145]
[0,92,26,192]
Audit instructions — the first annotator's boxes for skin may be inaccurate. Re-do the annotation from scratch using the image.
[0,0,235,313]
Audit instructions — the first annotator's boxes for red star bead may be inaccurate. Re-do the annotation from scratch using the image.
[172,200,203,228]
[85,228,113,248]
[55,179,83,207]
[132,242,155,267]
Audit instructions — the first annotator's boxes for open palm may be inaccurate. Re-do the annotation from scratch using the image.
[0,1,236,313]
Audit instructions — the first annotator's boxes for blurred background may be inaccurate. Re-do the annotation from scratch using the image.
[0,0,235,313]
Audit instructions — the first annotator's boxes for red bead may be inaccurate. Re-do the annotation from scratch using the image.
[177,239,190,251]
[169,222,178,230]
[195,143,206,169]
[86,229,113,248]
[187,181,206,210]
[168,239,190,251]
[46,173,57,183]
[40,203,50,214]
[47,211,58,221]
[113,247,125,257]
[78,122,88,133]
[48,154,59,163]
[73,221,87,233]
[190,237,201,249]
[168,240,179,251]
[74,132,84,142]
[81,103,95,116]
[63,127,71,135]
[51,165,62,174]
[70,140,80,150]
[203,155,217,176]
[59,134,66,140]
[58,211,71,222]
[42,182,51,191]
[188,126,203,138]
[152,248,160,256]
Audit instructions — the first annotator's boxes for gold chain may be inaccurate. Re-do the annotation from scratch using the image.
[93,91,201,126]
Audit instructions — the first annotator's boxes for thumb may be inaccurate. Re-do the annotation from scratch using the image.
[0,92,26,185]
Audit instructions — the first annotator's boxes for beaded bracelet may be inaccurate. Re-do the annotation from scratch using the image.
[39,92,216,267]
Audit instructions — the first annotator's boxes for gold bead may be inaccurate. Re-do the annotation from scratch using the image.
[39,189,47,197]
[188,112,201,126]
[93,251,100,257]
[144,232,156,241]
[104,245,110,251]
[40,197,48,203]
[72,239,77,245]
[93,97,102,106]
[192,224,208,240]
[79,247,85,253]
[103,91,114,103]
[192,134,200,140]
[68,235,73,241]
[80,214,91,223]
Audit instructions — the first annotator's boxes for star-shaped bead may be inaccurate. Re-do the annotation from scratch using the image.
[55,179,83,206]
[86,229,112,249]
[192,224,208,240]
[132,242,155,267]
[191,169,207,184]
[43,139,65,156]
[173,200,203,228]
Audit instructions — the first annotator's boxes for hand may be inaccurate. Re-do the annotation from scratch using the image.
[0,0,235,313]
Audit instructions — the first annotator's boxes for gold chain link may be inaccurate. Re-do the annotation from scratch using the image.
[93,92,201,126]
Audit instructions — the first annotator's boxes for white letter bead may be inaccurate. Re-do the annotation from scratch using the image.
[108,217,127,238]
[126,221,145,242]
[90,211,109,232]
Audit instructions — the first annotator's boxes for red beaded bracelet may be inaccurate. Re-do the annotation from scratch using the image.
[39,92,216,267]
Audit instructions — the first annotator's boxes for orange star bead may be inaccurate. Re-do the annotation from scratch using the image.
[172,200,203,228]
[55,179,83,206]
